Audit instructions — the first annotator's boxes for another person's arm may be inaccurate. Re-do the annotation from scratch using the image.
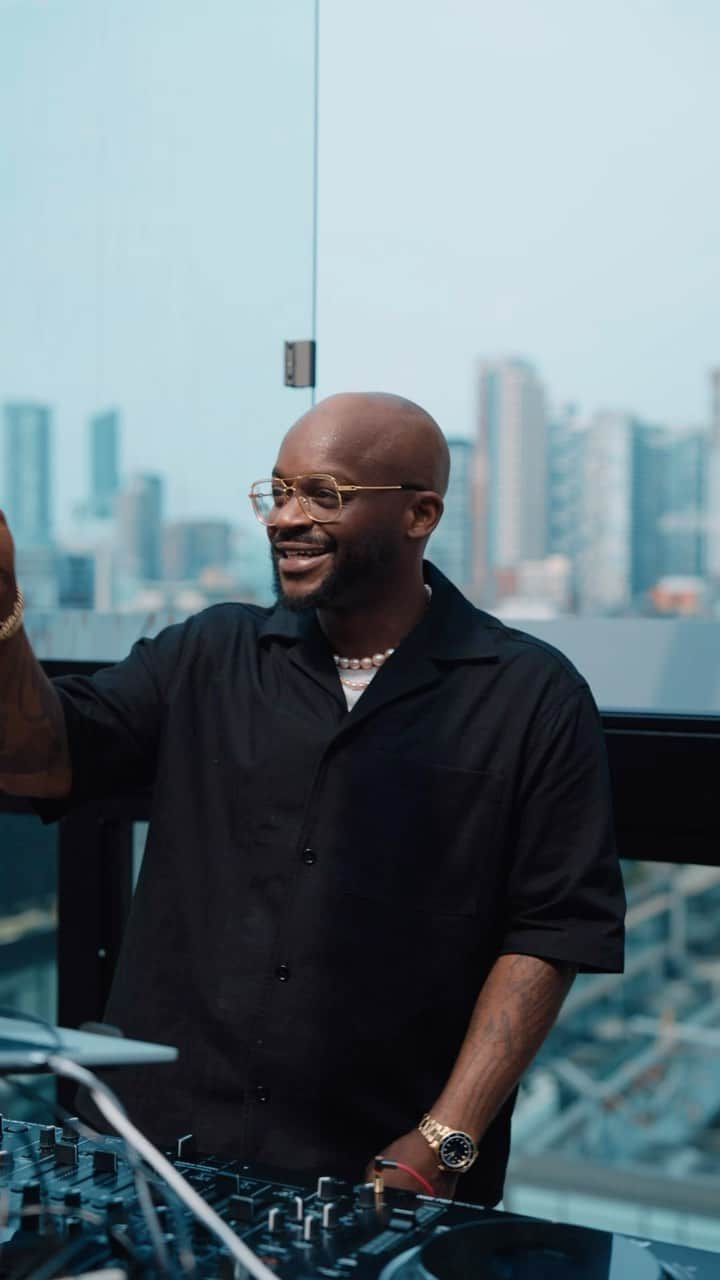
[0,511,71,798]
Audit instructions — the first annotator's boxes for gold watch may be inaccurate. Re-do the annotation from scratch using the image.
[418,1111,478,1173]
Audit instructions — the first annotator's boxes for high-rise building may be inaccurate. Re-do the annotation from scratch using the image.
[576,412,633,615]
[633,426,706,598]
[577,416,707,615]
[2,403,52,547]
[475,359,547,600]
[90,410,120,518]
[116,473,164,584]
[547,404,585,562]
[57,552,95,609]
[631,424,669,600]
[428,438,473,589]
[162,520,233,581]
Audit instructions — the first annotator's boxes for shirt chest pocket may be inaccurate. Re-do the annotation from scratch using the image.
[319,749,504,917]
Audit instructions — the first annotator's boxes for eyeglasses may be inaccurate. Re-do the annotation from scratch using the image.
[248,474,425,525]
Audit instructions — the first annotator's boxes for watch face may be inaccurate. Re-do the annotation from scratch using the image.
[438,1131,476,1171]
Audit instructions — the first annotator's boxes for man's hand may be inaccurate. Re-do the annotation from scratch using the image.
[365,1128,459,1200]
[0,511,18,620]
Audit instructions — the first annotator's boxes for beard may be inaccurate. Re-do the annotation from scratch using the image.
[271,529,401,611]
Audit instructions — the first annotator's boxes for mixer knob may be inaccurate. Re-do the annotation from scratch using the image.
[0,1149,12,1170]
[61,1118,80,1142]
[20,1181,41,1231]
[267,1205,286,1234]
[322,1201,339,1230]
[22,1180,41,1206]
[66,1216,83,1238]
[64,1188,82,1209]
[356,1182,375,1208]
[291,1194,305,1222]
[106,1195,125,1223]
[38,1125,56,1151]
[302,1213,319,1242]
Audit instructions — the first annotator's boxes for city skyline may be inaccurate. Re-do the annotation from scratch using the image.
[2,351,716,538]
[1,352,716,622]
[1,2,719,533]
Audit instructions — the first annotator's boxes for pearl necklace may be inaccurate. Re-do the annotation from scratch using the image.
[332,585,432,690]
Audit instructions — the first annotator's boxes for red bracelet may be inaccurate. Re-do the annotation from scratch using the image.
[374,1157,436,1197]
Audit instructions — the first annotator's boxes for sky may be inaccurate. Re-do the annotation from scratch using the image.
[1,0,719,542]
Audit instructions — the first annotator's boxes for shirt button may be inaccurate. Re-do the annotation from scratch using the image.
[254,1085,269,1103]
[301,848,317,865]
[275,964,290,982]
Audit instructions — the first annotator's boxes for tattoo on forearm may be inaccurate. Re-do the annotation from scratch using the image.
[441,955,575,1121]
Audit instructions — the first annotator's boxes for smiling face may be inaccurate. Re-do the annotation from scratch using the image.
[266,393,448,612]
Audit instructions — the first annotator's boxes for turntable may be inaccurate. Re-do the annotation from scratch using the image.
[379,1217,708,1279]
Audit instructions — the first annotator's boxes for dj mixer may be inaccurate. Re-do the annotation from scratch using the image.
[0,1115,719,1278]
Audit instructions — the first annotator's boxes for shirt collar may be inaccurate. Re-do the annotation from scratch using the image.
[258,561,501,663]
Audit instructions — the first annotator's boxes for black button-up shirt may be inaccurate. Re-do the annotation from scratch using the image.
[42,563,624,1205]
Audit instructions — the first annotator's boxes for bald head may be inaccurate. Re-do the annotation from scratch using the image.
[280,392,450,496]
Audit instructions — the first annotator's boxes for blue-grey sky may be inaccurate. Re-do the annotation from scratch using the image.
[1,0,719,542]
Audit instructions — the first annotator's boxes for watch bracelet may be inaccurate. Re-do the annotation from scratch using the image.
[418,1111,478,1171]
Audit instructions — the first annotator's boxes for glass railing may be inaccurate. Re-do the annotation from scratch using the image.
[508,861,720,1250]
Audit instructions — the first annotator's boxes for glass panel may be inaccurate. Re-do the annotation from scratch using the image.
[316,1,720,713]
[507,861,720,1251]
[0,0,318,652]
[0,815,57,1121]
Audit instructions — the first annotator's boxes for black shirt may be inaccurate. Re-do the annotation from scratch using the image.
[41,563,625,1205]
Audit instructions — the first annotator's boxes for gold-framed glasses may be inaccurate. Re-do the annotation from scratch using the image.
[248,474,425,525]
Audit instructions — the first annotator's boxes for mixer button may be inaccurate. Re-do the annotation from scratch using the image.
[55,1141,78,1167]
[93,1148,118,1175]
[228,1193,256,1223]
[213,1170,240,1196]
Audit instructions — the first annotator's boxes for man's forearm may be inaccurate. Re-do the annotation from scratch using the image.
[0,627,72,797]
[431,953,576,1139]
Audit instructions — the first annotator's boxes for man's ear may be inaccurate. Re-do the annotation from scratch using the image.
[405,492,444,540]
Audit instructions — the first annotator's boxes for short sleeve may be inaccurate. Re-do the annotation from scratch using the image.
[499,683,625,973]
[33,620,190,822]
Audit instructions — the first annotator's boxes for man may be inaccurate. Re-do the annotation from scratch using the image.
[0,392,625,1205]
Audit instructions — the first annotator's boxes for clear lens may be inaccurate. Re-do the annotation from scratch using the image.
[249,476,341,524]
[249,482,279,524]
[299,476,341,518]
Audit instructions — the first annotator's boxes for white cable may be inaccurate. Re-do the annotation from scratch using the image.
[47,1055,278,1280]
[57,1272,128,1280]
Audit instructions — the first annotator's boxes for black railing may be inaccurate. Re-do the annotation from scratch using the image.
[2,660,720,1033]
